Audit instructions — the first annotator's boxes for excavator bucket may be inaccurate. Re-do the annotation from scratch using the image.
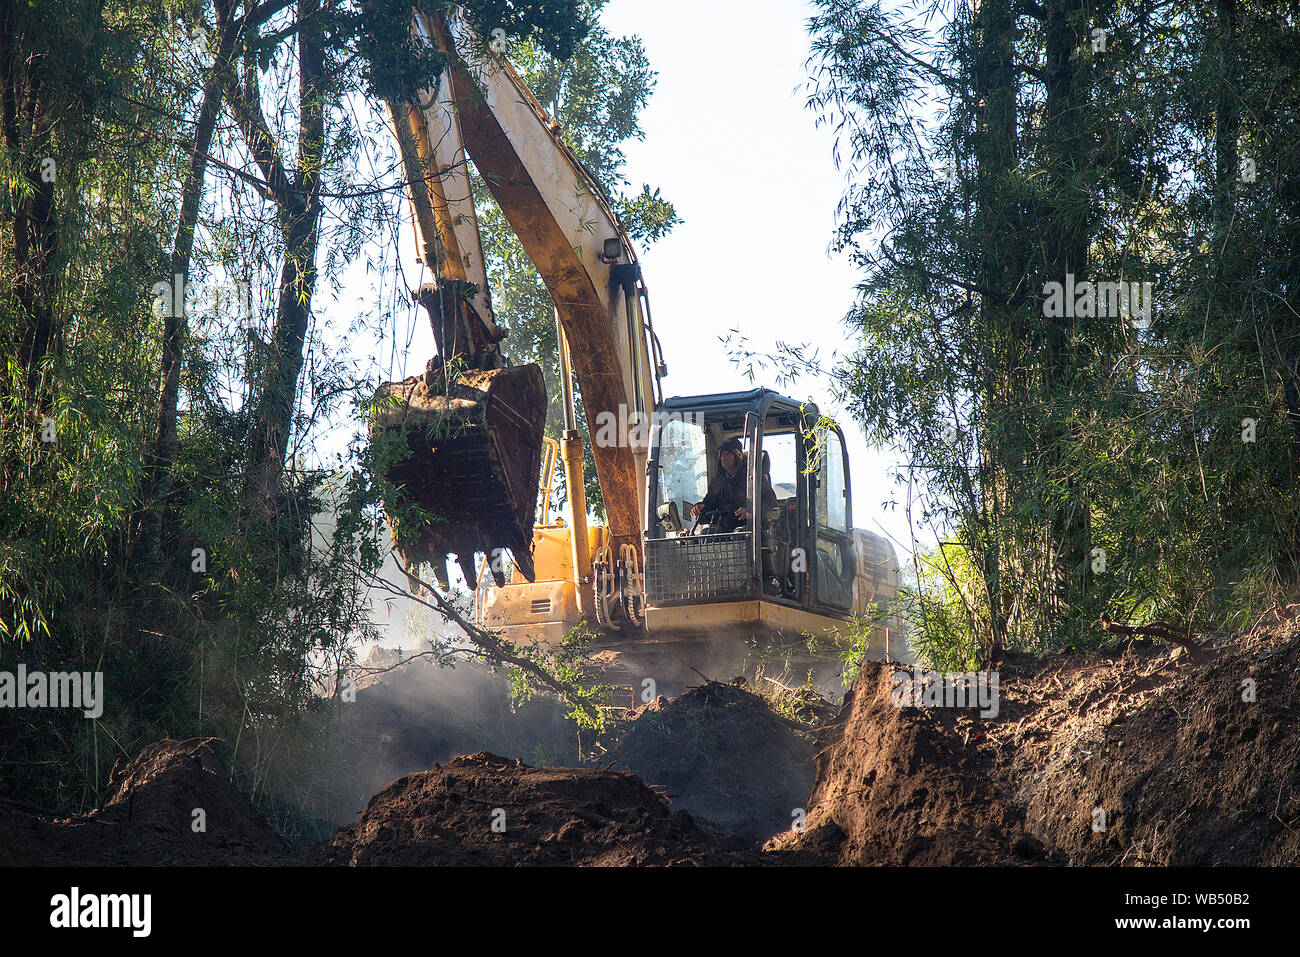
[372,362,547,588]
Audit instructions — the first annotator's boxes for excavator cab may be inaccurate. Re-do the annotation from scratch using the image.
[643,389,858,627]
[475,384,901,697]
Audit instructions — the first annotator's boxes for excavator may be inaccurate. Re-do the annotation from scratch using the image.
[372,6,902,698]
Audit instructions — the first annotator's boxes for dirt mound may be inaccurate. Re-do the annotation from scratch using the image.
[767,665,1035,865]
[1,738,293,866]
[12,622,1295,868]
[991,629,1300,865]
[609,681,817,845]
[321,751,753,866]
[0,798,63,867]
[773,622,1300,865]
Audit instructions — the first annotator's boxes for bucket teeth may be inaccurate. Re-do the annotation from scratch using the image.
[372,363,547,591]
[511,549,535,583]
[453,548,475,591]
[429,557,451,592]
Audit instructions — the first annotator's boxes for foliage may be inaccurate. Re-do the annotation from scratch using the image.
[505,619,614,731]
[802,0,1300,662]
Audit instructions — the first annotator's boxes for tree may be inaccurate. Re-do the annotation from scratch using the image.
[804,0,1300,662]
[0,0,596,811]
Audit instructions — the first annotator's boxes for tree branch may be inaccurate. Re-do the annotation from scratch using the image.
[1099,613,1212,664]
[383,555,602,725]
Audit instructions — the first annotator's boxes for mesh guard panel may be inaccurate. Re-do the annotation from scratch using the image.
[645,532,755,605]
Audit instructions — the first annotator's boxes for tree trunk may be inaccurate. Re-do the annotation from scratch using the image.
[972,0,1019,659]
[137,0,239,573]
[236,0,324,520]
[241,214,318,513]
[1038,0,1094,625]
[0,0,60,407]
[1213,0,1238,248]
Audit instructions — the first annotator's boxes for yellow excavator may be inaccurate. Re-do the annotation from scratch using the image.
[373,7,902,697]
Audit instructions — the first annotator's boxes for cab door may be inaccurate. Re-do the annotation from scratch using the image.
[809,422,855,611]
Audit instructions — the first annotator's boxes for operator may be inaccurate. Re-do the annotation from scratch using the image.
[690,437,777,533]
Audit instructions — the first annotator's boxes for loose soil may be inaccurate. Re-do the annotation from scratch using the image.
[0,738,294,866]
[608,680,817,844]
[319,751,753,866]
[770,620,1300,865]
[6,620,1299,866]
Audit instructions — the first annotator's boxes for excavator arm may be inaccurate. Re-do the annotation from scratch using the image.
[374,6,663,600]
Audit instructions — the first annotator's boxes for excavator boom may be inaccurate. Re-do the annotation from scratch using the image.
[373,7,657,591]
